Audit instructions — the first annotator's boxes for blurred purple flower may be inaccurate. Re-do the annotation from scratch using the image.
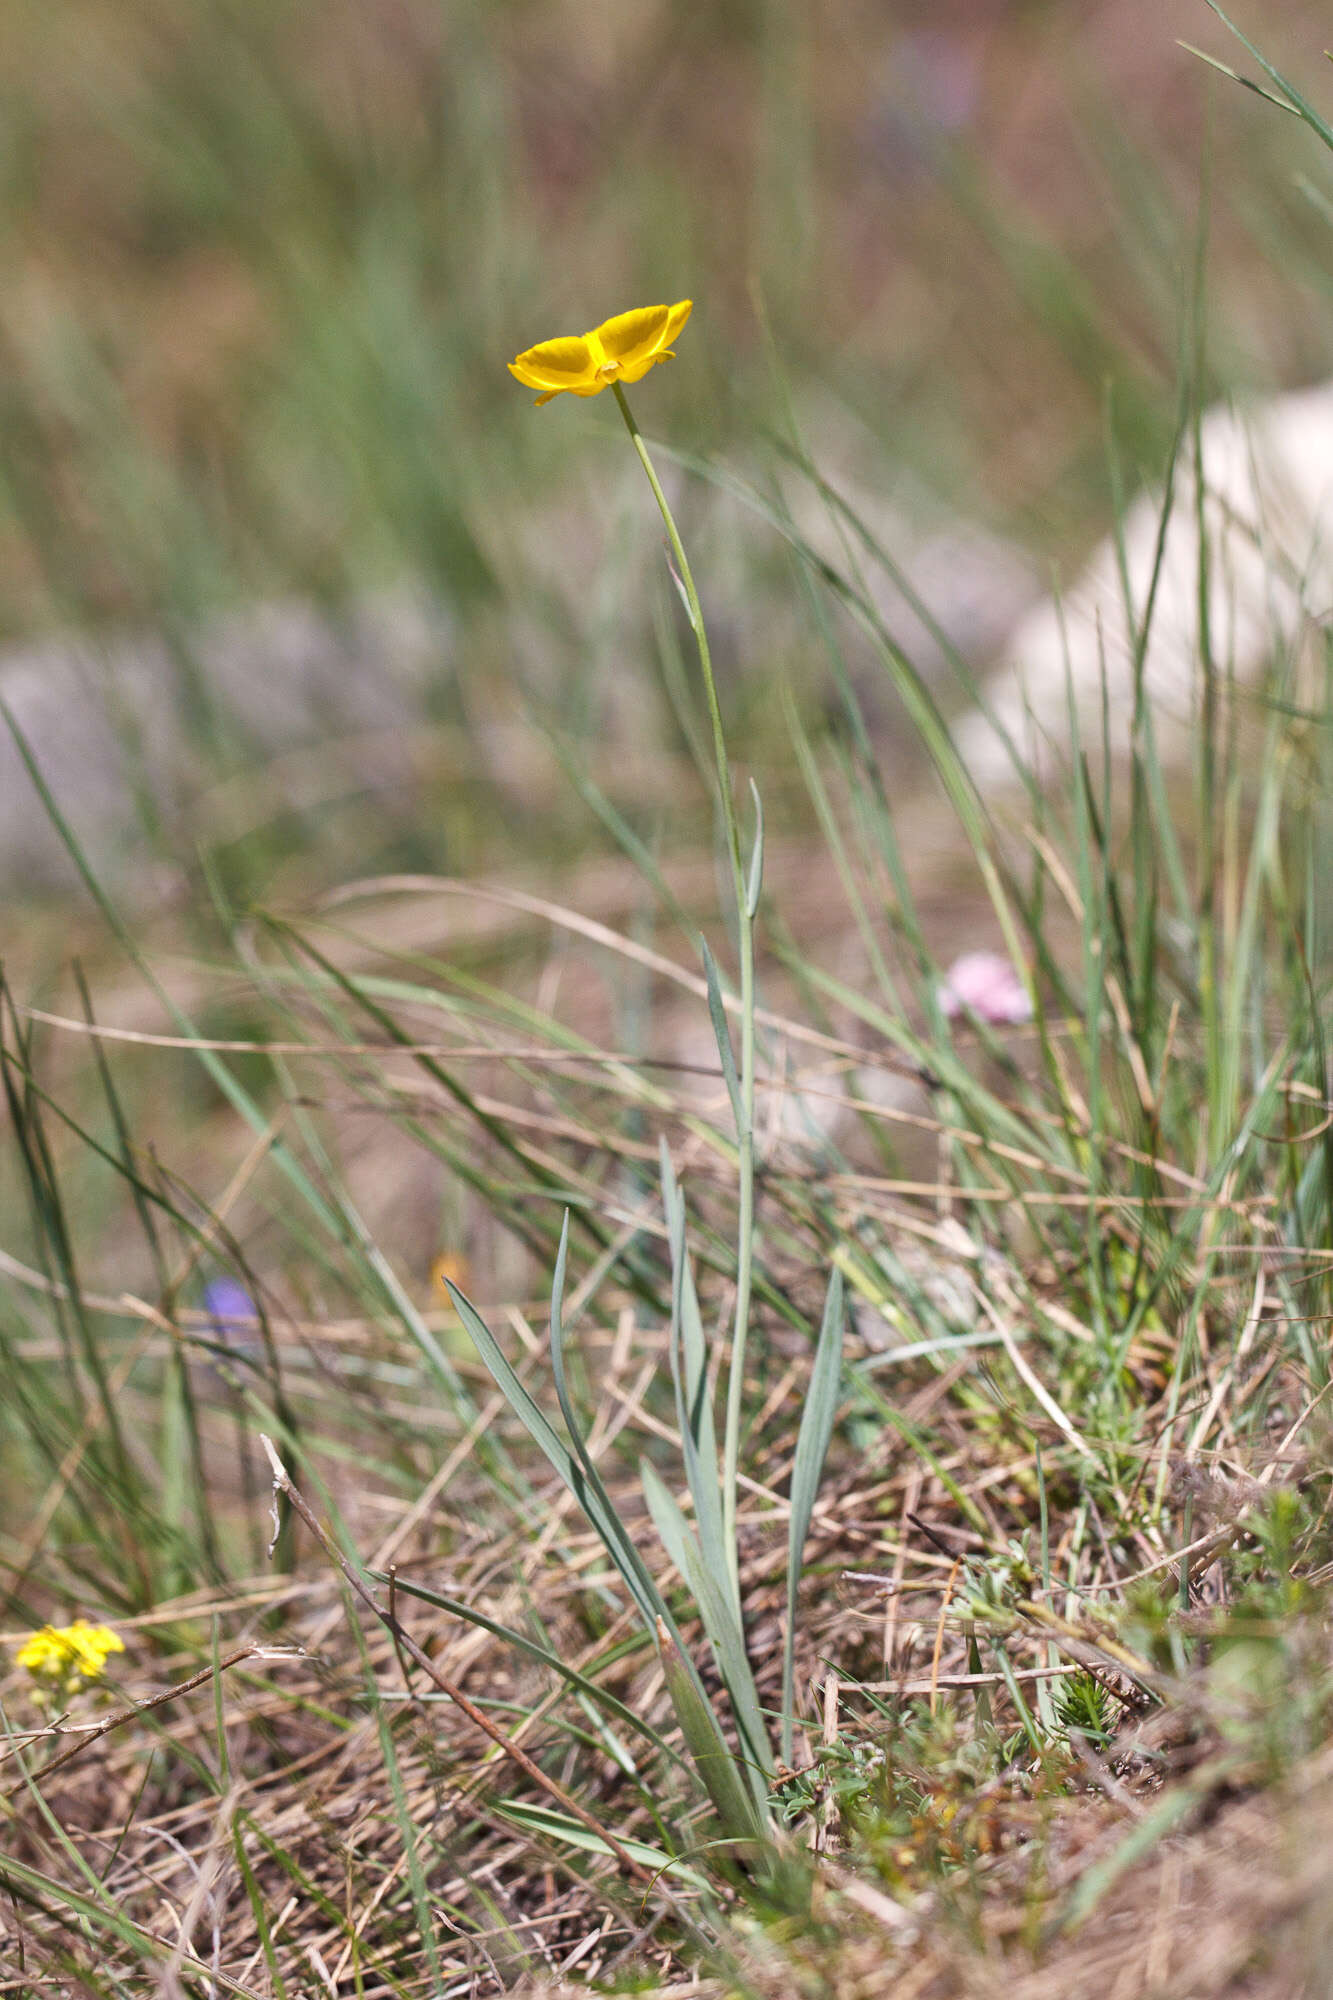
[202,1277,258,1347]
[938,950,1032,1026]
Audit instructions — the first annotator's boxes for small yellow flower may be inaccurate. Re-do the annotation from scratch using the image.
[430,1251,472,1301]
[16,1620,124,1704]
[509,300,692,406]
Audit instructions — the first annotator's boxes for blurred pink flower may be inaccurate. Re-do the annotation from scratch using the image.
[938,950,1032,1025]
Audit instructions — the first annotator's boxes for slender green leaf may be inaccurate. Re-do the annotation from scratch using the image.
[655,1617,767,1846]
[660,1143,727,1610]
[445,1270,666,1636]
[445,1270,735,1759]
[494,1801,706,1886]
[781,1266,844,1765]
[701,938,742,1132]
[376,1568,677,1764]
[1060,1780,1209,1931]
[746,778,765,920]
[1177,42,1299,116]
[641,1458,772,1787]
[233,1824,291,2000]
[1198,4,1333,150]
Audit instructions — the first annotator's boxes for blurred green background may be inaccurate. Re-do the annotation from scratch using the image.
[0,0,1330,922]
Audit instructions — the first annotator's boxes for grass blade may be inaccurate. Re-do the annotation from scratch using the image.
[701,938,743,1133]
[655,1617,767,1847]
[746,778,765,920]
[377,1568,678,1764]
[1197,4,1333,150]
[661,1143,727,1606]
[641,1457,772,1789]
[781,1266,844,1766]
[495,1801,706,1887]
[444,1268,666,1636]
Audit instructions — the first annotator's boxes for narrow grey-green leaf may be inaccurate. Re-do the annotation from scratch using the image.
[656,1617,767,1847]
[700,937,743,1133]
[781,1266,845,1766]
[1199,1,1333,150]
[1060,1782,1204,1932]
[642,1459,772,1788]
[1177,41,1298,115]
[675,1255,727,1590]
[447,1261,733,1761]
[544,1212,690,1635]
[660,1142,727,1611]
[445,1274,665,1634]
[495,1800,706,1886]
[376,1568,676,1765]
[746,777,765,918]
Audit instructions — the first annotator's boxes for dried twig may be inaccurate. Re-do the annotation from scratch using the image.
[5,1645,288,1798]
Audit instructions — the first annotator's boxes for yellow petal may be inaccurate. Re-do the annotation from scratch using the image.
[590,304,670,369]
[616,349,675,385]
[507,335,599,393]
[663,299,693,344]
[532,381,611,404]
[16,1630,57,1672]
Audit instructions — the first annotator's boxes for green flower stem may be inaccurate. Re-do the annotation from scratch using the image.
[613,382,756,1607]
[611,386,740,884]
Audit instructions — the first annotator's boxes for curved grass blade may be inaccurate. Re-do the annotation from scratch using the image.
[641,1458,772,1793]
[746,778,765,920]
[701,938,742,1132]
[544,1213,691,1635]
[781,1266,844,1766]
[444,1267,663,1634]
[372,1568,680,1767]
[655,1618,767,1848]
[495,1801,707,1889]
[1197,4,1333,151]
[660,1143,726,1603]
[443,1257,732,1750]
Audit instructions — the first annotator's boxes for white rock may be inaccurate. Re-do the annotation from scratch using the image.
[953,382,1333,791]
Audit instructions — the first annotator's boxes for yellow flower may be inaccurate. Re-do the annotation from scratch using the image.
[509,300,692,406]
[16,1619,125,1687]
[429,1250,471,1301]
